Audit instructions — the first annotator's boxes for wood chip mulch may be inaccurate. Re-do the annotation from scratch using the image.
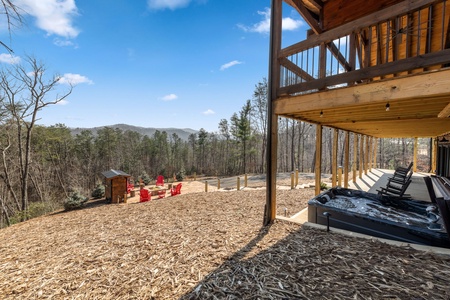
[0,187,449,299]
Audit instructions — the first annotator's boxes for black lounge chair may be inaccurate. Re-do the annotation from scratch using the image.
[391,162,413,178]
[388,168,413,186]
[377,177,412,199]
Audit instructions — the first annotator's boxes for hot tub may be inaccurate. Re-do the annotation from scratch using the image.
[308,188,450,248]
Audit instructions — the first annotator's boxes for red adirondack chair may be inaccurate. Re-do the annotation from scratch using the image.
[127,182,134,194]
[139,189,150,202]
[156,175,164,187]
[171,183,182,196]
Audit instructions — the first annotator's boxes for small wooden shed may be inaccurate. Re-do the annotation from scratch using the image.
[101,169,131,203]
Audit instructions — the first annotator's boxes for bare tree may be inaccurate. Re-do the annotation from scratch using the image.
[0,56,72,220]
[0,0,23,52]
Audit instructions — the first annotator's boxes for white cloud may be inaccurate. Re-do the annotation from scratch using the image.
[203,109,215,115]
[147,0,191,10]
[161,94,178,101]
[220,60,243,71]
[0,53,21,64]
[238,7,303,34]
[15,0,79,38]
[283,16,303,31]
[56,99,69,105]
[53,38,76,47]
[58,73,93,85]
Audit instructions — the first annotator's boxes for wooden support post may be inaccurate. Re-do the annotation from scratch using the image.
[338,166,343,187]
[295,169,299,187]
[205,181,208,192]
[373,138,378,169]
[291,172,294,189]
[431,137,438,173]
[359,135,364,179]
[413,137,418,172]
[353,134,358,183]
[244,174,248,187]
[344,131,350,188]
[332,129,338,187]
[194,172,196,181]
[315,125,323,195]
[217,178,220,190]
[264,0,281,226]
[364,135,369,175]
[237,177,240,191]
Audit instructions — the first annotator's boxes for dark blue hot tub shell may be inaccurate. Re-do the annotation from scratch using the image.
[308,188,450,248]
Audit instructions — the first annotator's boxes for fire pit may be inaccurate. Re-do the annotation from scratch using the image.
[308,187,450,248]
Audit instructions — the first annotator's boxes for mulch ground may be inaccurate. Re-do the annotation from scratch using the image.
[0,187,449,299]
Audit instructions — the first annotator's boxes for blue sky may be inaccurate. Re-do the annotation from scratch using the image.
[0,0,306,132]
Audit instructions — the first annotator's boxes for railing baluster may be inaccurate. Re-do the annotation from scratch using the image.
[426,5,433,54]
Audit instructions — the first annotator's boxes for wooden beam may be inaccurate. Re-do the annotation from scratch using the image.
[290,0,322,34]
[438,102,450,118]
[332,129,338,187]
[281,0,437,57]
[307,0,323,11]
[274,69,450,114]
[344,131,350,188]
[315,125,323,195]
[326,41,352,72]
[319,42,327,79]
[264,0,282,226]
[279,57,315,81]
[279,48,450,95]
[334,118,450,138]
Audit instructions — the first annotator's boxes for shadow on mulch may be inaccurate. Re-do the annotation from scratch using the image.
[178,224,450,300]
[49,197,111,216]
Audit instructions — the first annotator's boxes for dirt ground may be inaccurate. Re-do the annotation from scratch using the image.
[0,176,449,299]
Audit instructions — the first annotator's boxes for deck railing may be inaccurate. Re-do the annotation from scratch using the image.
[279,0,450,96]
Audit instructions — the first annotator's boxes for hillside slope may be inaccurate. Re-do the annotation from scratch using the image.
[70,124,198,141]
[0,189,449,299]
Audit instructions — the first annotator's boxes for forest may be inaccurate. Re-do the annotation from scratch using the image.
[0,0,430,228]
[0,60,432,228]
[0,1,433,228]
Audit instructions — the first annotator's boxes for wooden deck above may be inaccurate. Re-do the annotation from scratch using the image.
[276,0,450,138]
[275,68,450,138]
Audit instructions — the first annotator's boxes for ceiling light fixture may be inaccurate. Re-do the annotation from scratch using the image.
[385,102,390,111]
[320,110,323,118]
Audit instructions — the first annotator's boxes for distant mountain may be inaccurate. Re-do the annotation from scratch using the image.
[69,124,198,141]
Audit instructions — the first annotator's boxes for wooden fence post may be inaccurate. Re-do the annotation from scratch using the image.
[205,181,208,192]
[237,177,240,191]
[291,172,295,189]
